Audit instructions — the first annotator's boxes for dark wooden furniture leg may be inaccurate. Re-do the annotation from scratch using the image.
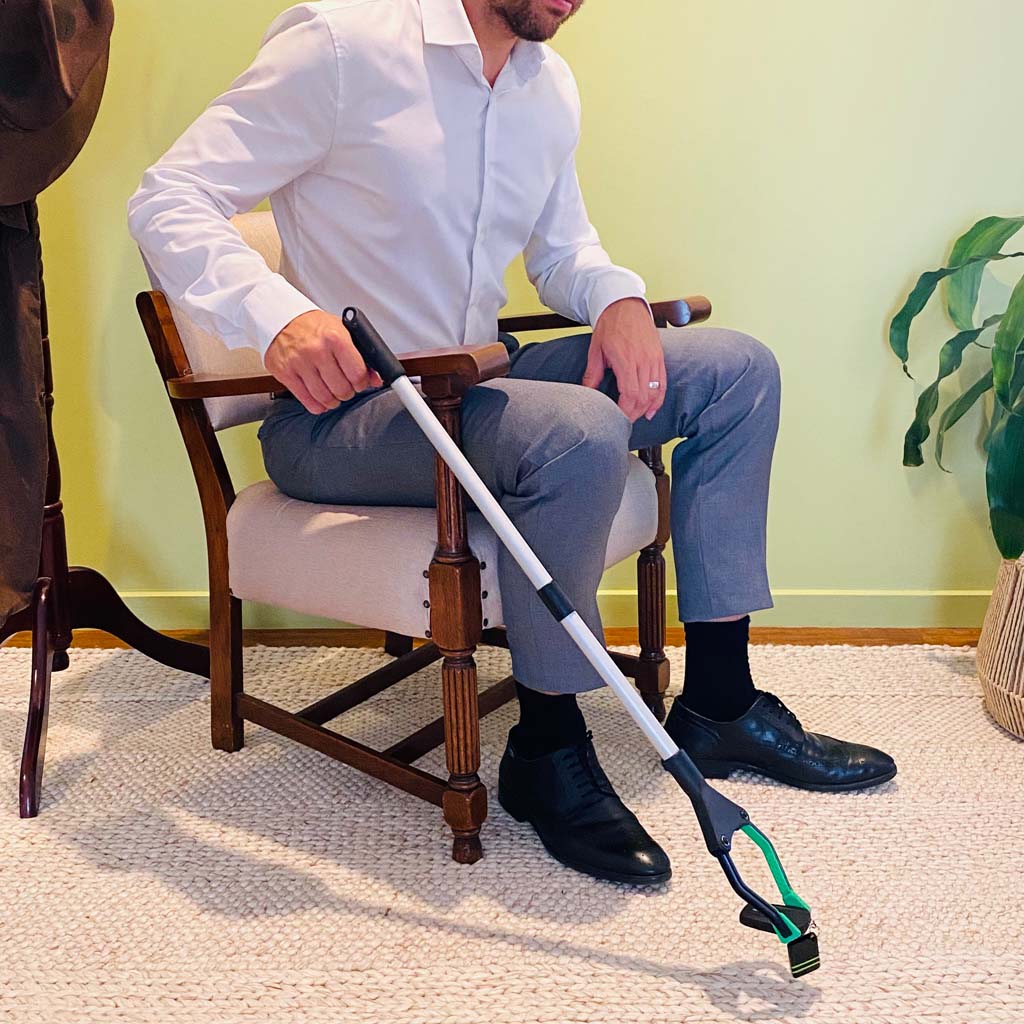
[211,592,244,753]
[634,445,671,721]
[0,352,208,679]
[19,577,54,818]
[0,237,209,678]
[425,383,486,864]
[384,631,414,657]
[3,216,209,815]
[64,567,210,676]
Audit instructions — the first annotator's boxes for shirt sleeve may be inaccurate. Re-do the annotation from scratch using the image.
[126,5,339,361]
[523,144,652,329]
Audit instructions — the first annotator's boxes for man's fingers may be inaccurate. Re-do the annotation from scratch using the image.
[299,365,340,410]
[654,353,668,416]
[316,352,357,403]
[632,361,654,420]
[607,355,642,421]
[287,376,328,415]
[266,312,386,411]
[620,401,642,423]
[326,328,375,391]
[640,352,668,420]
[581,343,607,389]
[617,385,644,422]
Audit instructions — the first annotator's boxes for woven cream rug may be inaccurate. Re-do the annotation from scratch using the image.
[1,641,1022,1023]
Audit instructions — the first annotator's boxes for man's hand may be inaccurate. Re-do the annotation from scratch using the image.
[581,297,667,422]
[264,309,384,414]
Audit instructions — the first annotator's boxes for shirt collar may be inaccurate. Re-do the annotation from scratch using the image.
[511,38,546,82]
[419,0,546,83]
[420,0,477,46]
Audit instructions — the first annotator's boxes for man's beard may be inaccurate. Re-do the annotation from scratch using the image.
[489,0,580,42]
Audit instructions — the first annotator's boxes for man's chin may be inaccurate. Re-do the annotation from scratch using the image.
[518,16,562,42]
[493,0,576,43]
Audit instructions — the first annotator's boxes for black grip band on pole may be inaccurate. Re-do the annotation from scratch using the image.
[537,581,574,621]
[342,307,407,385]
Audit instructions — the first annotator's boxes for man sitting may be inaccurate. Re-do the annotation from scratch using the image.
[128,0,896,887]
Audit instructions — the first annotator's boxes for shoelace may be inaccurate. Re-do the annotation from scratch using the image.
[567,730,617,811]
[764,692,802,730]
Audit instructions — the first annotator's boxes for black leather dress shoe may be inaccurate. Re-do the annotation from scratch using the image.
[497,731,671,885]
[665,690,897,792]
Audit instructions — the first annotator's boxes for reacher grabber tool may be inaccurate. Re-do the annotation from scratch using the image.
[342,307,820,978]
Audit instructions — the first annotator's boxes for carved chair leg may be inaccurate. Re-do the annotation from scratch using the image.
[384,631,414,658]
[440,651,487,860]
[636,546,671,721]
[430,540,487,865]
[441,650,486,864]
[424,384,488,863]
[19,577,54,818]
[635,445,671,722]
[210,591,243,752]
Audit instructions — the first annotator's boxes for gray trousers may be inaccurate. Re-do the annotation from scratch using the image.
[257,325,782,694]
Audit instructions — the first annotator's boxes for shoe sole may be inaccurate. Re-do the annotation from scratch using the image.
[497,791,672,887]
[695,758,898,793]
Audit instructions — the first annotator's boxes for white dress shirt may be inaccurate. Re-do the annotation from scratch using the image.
[127,0,649,362]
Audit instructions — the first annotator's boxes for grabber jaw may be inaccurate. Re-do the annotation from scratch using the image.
[722,845,821,978]
[719,825,821,978]
[661,752,821,979]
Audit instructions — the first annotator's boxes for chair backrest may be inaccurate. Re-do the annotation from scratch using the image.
[142,210,284,431]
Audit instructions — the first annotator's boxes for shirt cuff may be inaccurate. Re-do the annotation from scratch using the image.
[239,274,322,361]
[586,270,652,329]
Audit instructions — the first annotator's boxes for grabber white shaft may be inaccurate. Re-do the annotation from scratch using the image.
[341,307,678,759]
[342,308,821,978]
[390,373,678,759]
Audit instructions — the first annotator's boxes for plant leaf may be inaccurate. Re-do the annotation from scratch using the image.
[985,394,1010,453]
[889,251,1024,379]
[986,403,1024,560]
[992,272,1024,413]
[945,216,1024,330]
[902,321,994,467]
[934,369,993,472]
[1012,349,1024,411]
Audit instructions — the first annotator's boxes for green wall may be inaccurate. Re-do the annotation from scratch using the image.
[37,0,1020,631]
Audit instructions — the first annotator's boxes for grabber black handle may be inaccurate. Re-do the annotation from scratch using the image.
[343,307,406,385]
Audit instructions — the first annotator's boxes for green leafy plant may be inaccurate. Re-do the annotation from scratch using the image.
[889,216,1024,560]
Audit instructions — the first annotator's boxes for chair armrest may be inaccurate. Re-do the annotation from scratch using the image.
[400,344,509,388]
[165,372,284,400]
[498,296,712,335]
[165,342,510,400]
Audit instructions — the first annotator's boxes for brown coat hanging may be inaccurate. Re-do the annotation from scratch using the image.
[0,0,113,623]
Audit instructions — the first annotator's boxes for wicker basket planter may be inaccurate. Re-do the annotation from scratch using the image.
[976,554,1024,739]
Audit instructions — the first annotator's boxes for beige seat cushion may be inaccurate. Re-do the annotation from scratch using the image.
[227,453,658,638]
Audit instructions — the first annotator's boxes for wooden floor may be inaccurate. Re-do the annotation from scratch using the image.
[2,626,981,649]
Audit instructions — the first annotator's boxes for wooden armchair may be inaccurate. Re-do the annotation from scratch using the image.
[134,211,712,864]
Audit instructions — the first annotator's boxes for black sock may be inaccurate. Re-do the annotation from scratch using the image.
[678,615,758,721]
[510,681,588,759]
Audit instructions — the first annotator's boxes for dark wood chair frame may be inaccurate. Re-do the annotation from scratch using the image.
[135,291,711,863]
